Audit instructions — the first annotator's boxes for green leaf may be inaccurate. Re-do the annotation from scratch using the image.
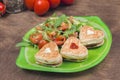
[16,42,31,47]
[54,15,67,28]
[22,37,31,43]
[33,44,39,49]
[63,25,76,37]
[42,32,50,41]
[54,19,62,28]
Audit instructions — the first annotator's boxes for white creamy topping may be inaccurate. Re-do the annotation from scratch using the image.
[44,48,51,53]
[87,30,94,35]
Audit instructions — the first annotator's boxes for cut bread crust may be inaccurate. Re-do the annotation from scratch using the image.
[86,40,104,48]
[35,54,62,65]
[36,58,63,67]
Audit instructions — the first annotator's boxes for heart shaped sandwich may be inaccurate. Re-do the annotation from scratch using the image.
[79,26,104,48]
[35,41,63,67]
[60,37,88,62]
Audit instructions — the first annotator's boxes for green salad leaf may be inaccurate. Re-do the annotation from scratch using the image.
[54,15,67,28]
[42,32,50,41]
[16,14,85,49]
[16,42,31,47]
[63,25,77,37]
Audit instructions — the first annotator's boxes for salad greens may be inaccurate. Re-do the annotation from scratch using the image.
[16,14,86,48]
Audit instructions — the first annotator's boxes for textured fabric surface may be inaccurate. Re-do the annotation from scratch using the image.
[0,0,120,80]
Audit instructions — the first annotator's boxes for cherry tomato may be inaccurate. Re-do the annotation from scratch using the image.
[34,0,50,16]
[29,33,43,44]
[38,39,48,49]
[54,35,66,46]
[0,2,6,17]
[25,0,35,10]
[48,0,60,8]
[61,0,74,5]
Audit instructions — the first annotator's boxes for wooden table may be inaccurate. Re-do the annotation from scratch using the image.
[0,0,120,80]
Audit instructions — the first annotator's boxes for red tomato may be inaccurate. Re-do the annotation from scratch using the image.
[70,43,78,49]
[34,0,50,16]
[61,0,74,5]
[29,33,43,44]
[54,35,66,46]
[25,0,35,10]
[38,40,48,49]
[0,2,6,16]
[48,0,60,8]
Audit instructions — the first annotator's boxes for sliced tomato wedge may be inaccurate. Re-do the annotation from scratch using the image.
[54,35,66,46]
[38,39,48,49]
[29,33,43,44]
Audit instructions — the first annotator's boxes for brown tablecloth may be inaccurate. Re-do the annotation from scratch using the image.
[0,0,120,80]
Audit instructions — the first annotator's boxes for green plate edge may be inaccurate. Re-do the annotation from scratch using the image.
[16,16,112,73]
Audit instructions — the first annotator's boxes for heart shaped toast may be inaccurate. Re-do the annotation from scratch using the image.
[60,37,88,62]
[79,26,104,48]
[35,41,62,67]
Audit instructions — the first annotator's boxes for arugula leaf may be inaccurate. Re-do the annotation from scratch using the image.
[75,22,86,32]
[16,41,39,49]
[42,32,50,41]
[75,24,82,32]
[54,19,62,28]
[16,42,31,47]
[22,37,31,43]
[54,14,67,28]
[63,25,76,37]
[33,44,39,49]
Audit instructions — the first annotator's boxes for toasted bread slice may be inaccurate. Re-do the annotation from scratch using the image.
[35,41,62,67]
[60,37,88,62]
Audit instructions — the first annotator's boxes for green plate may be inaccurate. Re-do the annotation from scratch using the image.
[16,16,112,73]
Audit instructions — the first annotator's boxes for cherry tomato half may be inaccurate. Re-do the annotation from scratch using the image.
[29,33,43,44]
[54,35,66,46]
[38,39,48,49]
